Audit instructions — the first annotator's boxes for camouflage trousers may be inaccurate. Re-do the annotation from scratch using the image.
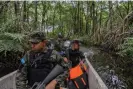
[16,74,67,89]
[16,68,68,89]
[16,72,30,89]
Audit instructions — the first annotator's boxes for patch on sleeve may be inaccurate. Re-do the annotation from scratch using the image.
[21,58,25,64]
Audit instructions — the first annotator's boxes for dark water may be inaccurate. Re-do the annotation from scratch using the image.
[0,67,15,78]
[87,47,132,89]
[0,62,17,78]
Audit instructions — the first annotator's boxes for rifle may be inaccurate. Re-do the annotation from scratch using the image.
[31,64,64,89]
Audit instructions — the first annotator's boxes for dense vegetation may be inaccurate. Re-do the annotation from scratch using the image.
[0,1,133,88]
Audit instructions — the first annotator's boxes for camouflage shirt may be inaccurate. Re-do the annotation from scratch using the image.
[16,48,70,89]
[55,38,65,51]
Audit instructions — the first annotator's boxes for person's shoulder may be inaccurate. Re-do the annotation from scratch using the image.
[49,49,63,61]
[68,48,73,52]
[25,50,33,58]
[20,50,31,65]
[67,48,71,51]
[25,50,32,55]
[51,49,59,55]
[51,49,57,53]
[79,50,84,54]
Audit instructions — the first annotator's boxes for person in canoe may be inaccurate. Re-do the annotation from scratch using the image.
[65,39,89,89]
[16,31,69,89]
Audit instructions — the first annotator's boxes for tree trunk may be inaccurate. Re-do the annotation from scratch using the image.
[14,2,19,17]
[85,1,89,34]
[34,1,38,30]
[73,2,77,34]
[3,2,9,23]
[79,1,82,34]
[23,1,26,22]
[70,2,75,35]
[0,1,10,15]
[46,14,48,35]
[99,1,102,27]
[92,1,95,35]
[116,1,123,19]
[131,1,133,10]
[108,1,113,31]
[127,1,130,14]
[77,1,80,34]
[42,2,47,31]
[52,5,56,34]
[27,2,29,23]
[14,1,20,32]
[59,2,63,32]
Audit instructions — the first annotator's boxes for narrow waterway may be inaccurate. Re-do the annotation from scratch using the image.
[80,47,132,89]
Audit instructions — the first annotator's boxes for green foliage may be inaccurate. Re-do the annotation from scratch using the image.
[0,1,133,55]
[117,37,133,57]
[0,32,26,53]
[78,35,93,46]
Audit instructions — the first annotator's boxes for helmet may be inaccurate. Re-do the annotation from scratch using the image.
[58,33,63,38]
[64,40,71,48]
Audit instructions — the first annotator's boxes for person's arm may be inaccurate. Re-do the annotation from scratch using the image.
[54,40,60,51]
[16,66,28,89]
[45,69,69,89]
[49,50,71,68]
[64,48,70,59]
[16,52,29,89]
[79,51,85,60]
[48,50,70,86]
[54,70,69,87]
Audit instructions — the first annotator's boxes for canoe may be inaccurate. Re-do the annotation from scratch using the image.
[0,52,108,89]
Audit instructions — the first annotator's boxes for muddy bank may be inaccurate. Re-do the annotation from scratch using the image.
[0,62,18,78]
[0,51,22,78]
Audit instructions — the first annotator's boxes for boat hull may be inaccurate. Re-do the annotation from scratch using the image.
[0,59,108,89]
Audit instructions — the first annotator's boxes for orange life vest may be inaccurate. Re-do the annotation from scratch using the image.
[69,64,87,79]
[68,64,88,89]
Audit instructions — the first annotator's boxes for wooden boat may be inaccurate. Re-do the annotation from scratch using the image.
[0,52,108,89]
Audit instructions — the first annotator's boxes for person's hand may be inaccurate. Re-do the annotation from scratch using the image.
[45,80,57,89]
[64,57,68,62]
[79,60,84,65]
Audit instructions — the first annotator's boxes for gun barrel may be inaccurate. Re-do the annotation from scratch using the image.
[33,64,64,89]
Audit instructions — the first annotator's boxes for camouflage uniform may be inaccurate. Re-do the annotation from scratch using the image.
[55,38,65,51]
[54,33,65,51]
[16,32,70,89]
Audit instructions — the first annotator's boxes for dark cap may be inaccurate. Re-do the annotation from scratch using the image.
[29,31,46,43]
[58,32,63,38]
[71,39,80,44]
